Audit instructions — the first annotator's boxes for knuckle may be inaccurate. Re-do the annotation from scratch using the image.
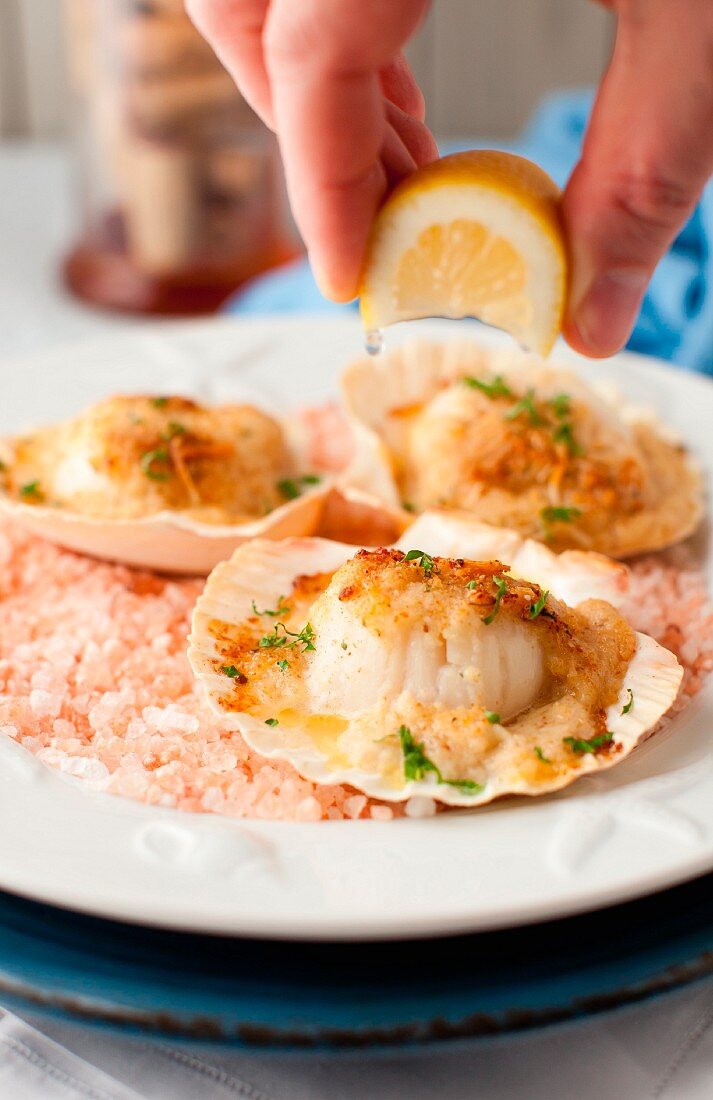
[609,165,695,235]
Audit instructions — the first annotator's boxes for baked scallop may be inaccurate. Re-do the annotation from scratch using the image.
[341,339,703,558]
[189,513,681,808]
[0,394,384,574]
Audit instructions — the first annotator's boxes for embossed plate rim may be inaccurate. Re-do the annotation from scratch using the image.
[0,314,711,941]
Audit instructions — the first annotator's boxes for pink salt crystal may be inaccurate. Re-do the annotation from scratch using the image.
[29,690,62,718]
[294,796,323,822]
[370,805,394,822]
[52,719,77,738]
[157,706,199,735]
[0,725,19,739]
[59,757,109,782]
[343,794,367,819]
[201,787,225,812]
[201,743,239,773]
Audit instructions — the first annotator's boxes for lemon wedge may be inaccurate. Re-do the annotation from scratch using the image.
[359,150,567,356]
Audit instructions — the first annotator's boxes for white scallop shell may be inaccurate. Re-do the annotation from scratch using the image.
[189,513,682,807]
[340,338,704,558]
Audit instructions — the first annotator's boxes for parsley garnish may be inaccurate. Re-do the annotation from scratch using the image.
[20,481,44,501]
[483,574,508,625]
[252,596,290,618]
[622,689,634,715]
[265,718,279,727]
[140,447,170,481]
[466,579,478,590]
[277,475,322,501]
[462,374,513,399]
[404,549,437,576]
[258,622,316,653]
[529,589,549,619]
[505,388,541,426]
[162,420,186,440]
[484,711,501,724]
[397,725,483,794]
[402,501,417,514]
[550,393,571,418]
[564,731,614,755]
[534,746,552,764]
[552,420,582,456]
[541,506,582,525]
[277,659,289,672]
[151,397,169,408]
[220,665,247,683]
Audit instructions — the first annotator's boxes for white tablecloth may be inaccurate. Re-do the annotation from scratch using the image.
[1,140,712,1099]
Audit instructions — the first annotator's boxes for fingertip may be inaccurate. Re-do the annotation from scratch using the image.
[565,268,648,359]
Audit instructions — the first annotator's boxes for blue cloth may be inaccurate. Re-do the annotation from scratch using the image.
[227,90,713,373]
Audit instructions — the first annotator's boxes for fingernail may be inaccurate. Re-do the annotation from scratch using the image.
[572,269,648,356]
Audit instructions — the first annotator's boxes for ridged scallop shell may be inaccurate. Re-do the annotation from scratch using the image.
[188,512,682,807]
[340,338,704,559]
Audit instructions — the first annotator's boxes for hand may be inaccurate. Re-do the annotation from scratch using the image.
[563,0,713,356]
[186,0,438,301]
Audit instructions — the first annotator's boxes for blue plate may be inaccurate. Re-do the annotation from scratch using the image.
[0,872,712,1049]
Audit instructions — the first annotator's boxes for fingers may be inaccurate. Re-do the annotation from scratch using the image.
[386,100,439,168]
[186,0,273,126]
[562,0,713,357]
[380,53,426,121]
[264,0,432,300]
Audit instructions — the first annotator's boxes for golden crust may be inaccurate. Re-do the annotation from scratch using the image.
[2,395,296,524]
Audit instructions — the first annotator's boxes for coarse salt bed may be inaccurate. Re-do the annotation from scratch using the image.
[0,519,711,822]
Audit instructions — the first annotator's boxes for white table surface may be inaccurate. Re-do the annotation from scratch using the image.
[1,139,713,1100]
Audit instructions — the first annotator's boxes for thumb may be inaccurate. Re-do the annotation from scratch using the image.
[562,0,713,358]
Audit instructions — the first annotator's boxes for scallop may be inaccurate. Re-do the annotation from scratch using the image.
[0,394,390,574]
[341,338,703,558]
[188,512,681,807]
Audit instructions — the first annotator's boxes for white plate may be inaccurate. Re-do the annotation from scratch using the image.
[1,315,712,941]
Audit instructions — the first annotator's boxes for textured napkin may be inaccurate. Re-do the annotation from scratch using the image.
[2,977,713,1100]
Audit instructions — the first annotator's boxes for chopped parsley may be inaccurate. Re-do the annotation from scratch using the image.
[404,549,437,576]
[162,420,186,440]
[534,746,552,764]
[505,388,541,426]
[483,574,508,625]
[564,731,614,755]
[466,579,478,590]
[258,621,316,653]
[484,711,501,724]
[151,396,169,408]
[276,475,322,501]
[622,689,634,715]
[402,501,417,514]
[252,596,290,618]
[550,393,571,418]
[529,589,549,619]
[541,505,582,525]
[552,420,582,456]
[264,718,279,727]
[140,447,170,481]
[341,641,348,650]
[20,480,44,501]
[277,659,289,672]
[397,725,483,794]
[220,665,247,683]
[462,374,513,399]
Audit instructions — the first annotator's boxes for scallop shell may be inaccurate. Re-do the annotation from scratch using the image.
[189,513,682,808]
[0,404,381,575]
[340,338,704,558]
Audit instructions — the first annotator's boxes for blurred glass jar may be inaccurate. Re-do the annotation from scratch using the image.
[62,0,299,315]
